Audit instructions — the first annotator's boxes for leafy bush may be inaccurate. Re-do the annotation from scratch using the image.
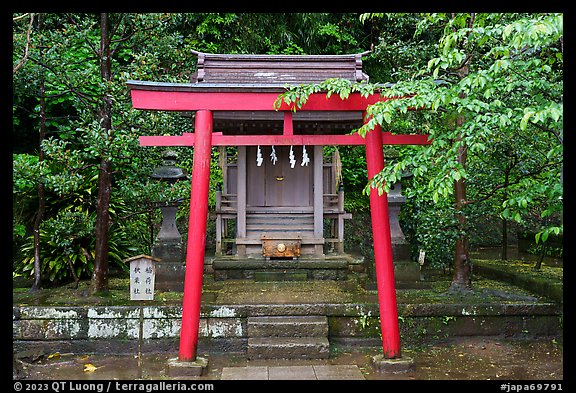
[401,198,459,272]
[16,211,137,285]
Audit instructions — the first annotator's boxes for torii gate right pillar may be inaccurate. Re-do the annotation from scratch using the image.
[364,122,401,359]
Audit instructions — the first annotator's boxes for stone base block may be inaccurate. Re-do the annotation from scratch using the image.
[393,260,422,282]
[167,357,208,377]
[371,354,415,373]
[364,260,428,290]
[155,262,185,291]
[152,242,183,263]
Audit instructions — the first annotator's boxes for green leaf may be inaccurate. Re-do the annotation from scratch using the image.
[520,111,533,130]
[383,112,392,124]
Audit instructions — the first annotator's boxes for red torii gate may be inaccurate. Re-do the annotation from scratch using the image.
[127,80,431,362]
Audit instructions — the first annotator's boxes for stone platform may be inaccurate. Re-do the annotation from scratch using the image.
[13,276,562,357]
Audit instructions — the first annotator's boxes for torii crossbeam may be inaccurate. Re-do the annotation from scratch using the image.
[127,80,431,362]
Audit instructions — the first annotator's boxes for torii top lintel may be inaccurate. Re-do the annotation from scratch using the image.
[127,50,430,147]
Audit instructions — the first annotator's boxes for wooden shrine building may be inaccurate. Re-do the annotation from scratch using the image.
[127,50,430,363]
[202,51,369,265]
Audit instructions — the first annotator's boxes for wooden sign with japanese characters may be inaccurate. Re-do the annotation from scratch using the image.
[124,255,159,301]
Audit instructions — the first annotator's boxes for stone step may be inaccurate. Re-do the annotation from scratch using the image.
[212,258,349,270]
[248,316,328,338]
[254,271,308,282]
[247,337,330,360]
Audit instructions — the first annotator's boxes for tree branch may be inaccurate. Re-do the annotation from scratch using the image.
[67,14,100,56]
[13,13,34,74]
[114,204,158,223]
[465,160,562,205]
[27,56,100,108]
[532,122,563,145]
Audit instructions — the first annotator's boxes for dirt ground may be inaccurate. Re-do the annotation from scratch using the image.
[15,336,563,381]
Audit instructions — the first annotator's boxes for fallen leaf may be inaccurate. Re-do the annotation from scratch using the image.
[48,352,61,360]
[83,363,98,372]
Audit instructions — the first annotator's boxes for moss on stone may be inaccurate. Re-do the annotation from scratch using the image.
[12,257,562,308]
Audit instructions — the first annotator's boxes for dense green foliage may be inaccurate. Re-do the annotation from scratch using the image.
[13,13,562,286]
[277,13,563,271]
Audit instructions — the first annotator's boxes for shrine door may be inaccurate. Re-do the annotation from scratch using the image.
[246,145,313,209]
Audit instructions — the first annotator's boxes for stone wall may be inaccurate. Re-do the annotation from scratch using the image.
[13,303,562,355]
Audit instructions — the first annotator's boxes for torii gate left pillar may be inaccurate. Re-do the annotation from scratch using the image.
[178,110,212,362]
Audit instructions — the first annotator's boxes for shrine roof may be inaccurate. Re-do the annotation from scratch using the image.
[128,50,373,94]
[190,49,371,86]
[126,50,377,133]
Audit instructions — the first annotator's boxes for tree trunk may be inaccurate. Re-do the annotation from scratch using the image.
[501,217,508,260]
[501,169,509,260]
[31,16,46,293]
[447,13,475,293]
[92,160,112,293]
[31,183,45,292]
[449,115,472,293]
[533,244,545,271]
[91,13,113,294]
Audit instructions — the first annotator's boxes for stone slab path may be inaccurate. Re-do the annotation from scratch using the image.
[220,364,365,380]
